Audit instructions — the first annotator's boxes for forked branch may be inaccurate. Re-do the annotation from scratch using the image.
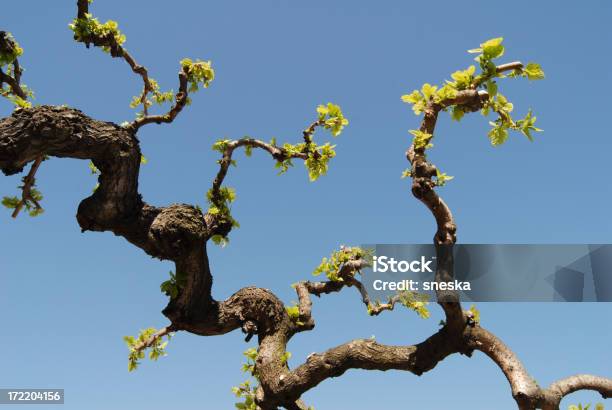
[71,1,210,131]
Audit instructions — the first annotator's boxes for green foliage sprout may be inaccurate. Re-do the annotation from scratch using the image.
[180,58,215,92]
[468,304,481,325]
[569,404,605,410]
[123,328,173,372]
[397,291,430,319]
[304,142,336,182]
[160,270,186,299]
[232,348,259,409]
[231,380,258,410]
[275,104,348,181]
[285,303,300,320]
[316,102,349,137]
[1,187,43,217]
[0,32,34,108]
[0,32,23,66]
[409,129,433,149]
[312,246,372,282]
[206,185,239,247]
[68,14,126,53]
[434,169,454,187]
[130,78,174,115]
[2,174,44,217]
[401,37,544,149]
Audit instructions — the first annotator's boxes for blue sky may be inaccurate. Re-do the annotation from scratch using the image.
[1,1,611,409]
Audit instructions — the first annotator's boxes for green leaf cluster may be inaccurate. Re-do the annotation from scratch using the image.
[0,33,33,108]
[317,103,349,137]
[402,37,545,150]
[231,347,261,409]
[409,129,433,149]
[88,161,99,174]
[274,142,305,174]
[274,140,337,182]
[1,196,20,209]
[231,380,258,410]
[206,185,239,246]
[130,78,174,113]
[0,32,23,66]
[450,65,477,90]
[0,71,34,109]
[285,302,307,326]
[508,62,545,81]
[401,82,459,115]
[212,139,232,154]
[69,14,126,53]
[2,178,44,217]
[1,90,32,108]
[569,404,605,410]
[312,246,371,282]
[469,37,505,63]
[486,100,542,146]
[123,328,172,372]
[241,347,258,376]
[285,303,300,321]
[280,350,292,365]
[305,142,336,182]
[434,169,454,186]
[180,58,215,92]
[160,270,186,299]
[522,62,545,80]
[397,291,430,319]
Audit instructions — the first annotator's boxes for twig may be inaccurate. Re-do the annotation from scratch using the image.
[131,326,174,354]
[72,3,190,131]
[12,156,43,218]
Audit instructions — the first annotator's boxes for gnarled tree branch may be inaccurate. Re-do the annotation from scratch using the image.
[71,2,195,131]
[1,13,609,408]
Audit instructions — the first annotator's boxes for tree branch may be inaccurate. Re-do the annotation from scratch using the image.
[496,61,524,74]
[293,282,315,331]
[261,325,466,405]
[131,67,190,130]
[130,326,175,354]
[10,155,44,218]
[211,137,307,198]
[71,1,193,131]
[0,31,27,100]
[541,374,612,410]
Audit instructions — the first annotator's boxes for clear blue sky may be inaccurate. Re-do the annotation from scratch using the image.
[1,1,610,409]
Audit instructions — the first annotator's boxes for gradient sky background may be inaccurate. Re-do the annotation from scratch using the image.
[1,1,611,409]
